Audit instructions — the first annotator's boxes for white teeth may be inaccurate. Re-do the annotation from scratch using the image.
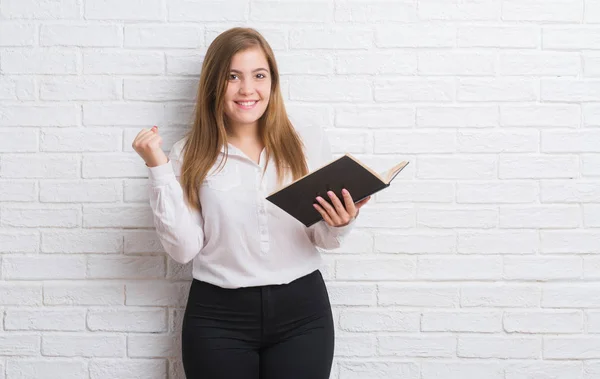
[237,101,256,106]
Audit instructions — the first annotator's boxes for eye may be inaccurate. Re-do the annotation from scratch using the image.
[256,73,267,79]
[228,73,239,80]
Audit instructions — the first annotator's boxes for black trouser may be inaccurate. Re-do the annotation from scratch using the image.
[181,269,335,379]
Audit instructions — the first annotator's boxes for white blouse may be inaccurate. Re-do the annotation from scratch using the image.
[147,125,355,289]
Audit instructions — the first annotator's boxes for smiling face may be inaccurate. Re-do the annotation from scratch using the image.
[223,46,272,131]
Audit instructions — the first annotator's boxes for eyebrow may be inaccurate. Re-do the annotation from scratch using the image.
[230,68,269,73]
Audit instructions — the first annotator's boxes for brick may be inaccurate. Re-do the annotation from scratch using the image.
[1,205,80,228]
[125,281,188,306]
[41,77,120,100]
[587,311,600,332]
[40,24,122,47]
[375,232,455,254]
[327,283,377,306]
[1,155,79,179]
[128,334,180,358]
[340,310,420,332]
[0,231,39,253]
[459,130,537,153]
[422,362,503,379]
[378,284,459,307]
[585,53,600,76]
[584,204,600,226]
[1,0,80,19]
[417,207,497,228]
[505,256,582,280]
[124,78,198,101]
[165,52,204,76]
[0,78,35,100]
[458,231,538,254]
[461,284,541,307]
[1,49,78,74]
[501,104,580,128]
[419,51,495,76]
[378,335,456,358]
[82,154,147,178]
[586,0,600,23]
[336,52,416,75]
[335,106,414,128]
[40,180,121,203]
[458,335,540,358]
[3,256,86,280]
[85,51,164,75]
[422,311,502,333]
[583,154,600,176]
[542,180,600,203]
[125,25,203,48]
[5,308,86,331]
[336,257,416,281]
[353,206,415,228]
[291,27,373,49]
[44,282,123,305]
[375,131,455,154]
[543,27,600,50]
[418,156,496,179]
[584,257,600,278]
[83,103,164,127]
[206,27,288,50]
[542,79,600,102]
[0,104,79,127]
[503,0,583,22]
[543,284,600,308]
[336,2,418,22]
[6,360,86,379]
[0,129,37,152]
[377,181,455,203]
[499,205,580,228]
[419,2,499,20]
[418,256,502,280]
[167,259,192,280]
[338,361,419,379]
[459,26,539,48]
[0,22,36,46]
[89,359,167,379]
[0,283,42,305]
[377,25,455,47]
[87,256,165,279]
[123,179,148,203]
[504,310,582,334]
[42,230,122,253]
[290,78,371,102]
[168,1,247,21]
[505,362,582,379]
[334,231,373,254]
[328,130,370,153]
[87,308,167,332]
[83,205,153,228]
[458,78,538,102]
[417,106,498,128]
[251,1,333,22]
[542,230,600,253]
[42,334,125,357]
[545,337,600,359]
[375,78,455,102]
[41,129,121,152]
[334,335,376,357]
[499,155,578,179]
[85,0,163,20]
[500,52,581,76]
[457,181,537,204]
[124,231,165,254]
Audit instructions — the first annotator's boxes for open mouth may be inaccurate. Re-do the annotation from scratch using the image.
[234,100,258,109]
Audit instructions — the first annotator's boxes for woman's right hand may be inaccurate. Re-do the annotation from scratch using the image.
[132,126,169,167]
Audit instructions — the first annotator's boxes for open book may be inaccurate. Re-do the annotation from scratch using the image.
[266,154,409,227]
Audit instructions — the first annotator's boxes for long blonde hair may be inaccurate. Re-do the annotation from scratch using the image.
[180,27,308,212]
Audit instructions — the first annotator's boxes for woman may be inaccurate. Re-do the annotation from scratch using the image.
[132,27,370,379]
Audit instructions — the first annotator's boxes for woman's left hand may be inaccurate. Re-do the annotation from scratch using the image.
[313,188,371,227]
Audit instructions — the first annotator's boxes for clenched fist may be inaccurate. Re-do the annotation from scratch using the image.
[132,126,169,167]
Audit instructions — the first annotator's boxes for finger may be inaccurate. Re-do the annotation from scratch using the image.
[313,203,334,226]
[316,196,342,225]
[341,188,357,216]
[327,191,349,219]
[355,196,371,210]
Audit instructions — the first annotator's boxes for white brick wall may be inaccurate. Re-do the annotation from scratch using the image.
[1,0,599,378]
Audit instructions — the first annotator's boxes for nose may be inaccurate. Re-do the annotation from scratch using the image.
[238,78,254,95]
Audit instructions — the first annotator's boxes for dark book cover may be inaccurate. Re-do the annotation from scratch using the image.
[266,154,408,227]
